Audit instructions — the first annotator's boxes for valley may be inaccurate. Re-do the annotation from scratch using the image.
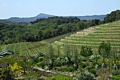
[0,10,120,80]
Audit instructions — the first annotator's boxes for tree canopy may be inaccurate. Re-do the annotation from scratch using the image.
[104,10,120,23]
[0,17,101,44]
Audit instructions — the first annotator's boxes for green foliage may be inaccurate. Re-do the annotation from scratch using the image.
[79,62,87,68]
[0,16,101,44]
[77,21,85,29]
[98,41,111,58]
[76,70,95,80]
[37,62,45,68]
[67,66,74,72]
[89,68,96,75]
[38,57,44,61]
[113,75,120,80]
[24,70,41,79]
[9,62,22,77]
[46,75,73,80]
[112,70,120,76]
[104,10,120,23]
[0,67,14,80]
[80,46,93,57]
[48,44,54,69]
[54,58,62,67]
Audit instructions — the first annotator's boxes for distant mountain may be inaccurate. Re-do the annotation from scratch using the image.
[1,13,106,23]
[76,15,106,20]
[5,13,54,23]
[36,13,54,18]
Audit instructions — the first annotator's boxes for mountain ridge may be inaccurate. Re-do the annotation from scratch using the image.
[1,13,106,23]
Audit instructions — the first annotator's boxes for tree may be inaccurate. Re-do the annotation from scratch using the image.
[37,30,43,41]
[98,41,111,59]
[73,46,79,70]
[98,41,111,68]
[57,44,60,57]
[64,44,73,65]
[80,46,93,57]
[25,34,36,42]
[91,19,100,26]
[48,44,54,69]
[77,21,85,30]
[104,10,120,23]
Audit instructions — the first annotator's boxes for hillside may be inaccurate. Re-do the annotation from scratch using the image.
[0,10,120,79]
[0,17,102,44]
[5,13,54,23]
[55,21,120,52]
[0,14,106,23]
[0,21,120,55]
[0,21,120,80]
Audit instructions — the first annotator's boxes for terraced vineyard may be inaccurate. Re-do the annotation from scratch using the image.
[0,41,49,56]
[0,21,120,56]
[54,21,120,52]
[0,32,74,56]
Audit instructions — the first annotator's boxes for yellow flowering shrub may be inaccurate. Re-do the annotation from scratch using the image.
[9,62,22,72]
[9,62,22,77]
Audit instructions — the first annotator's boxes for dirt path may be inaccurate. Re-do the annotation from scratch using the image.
[30,67,74,78]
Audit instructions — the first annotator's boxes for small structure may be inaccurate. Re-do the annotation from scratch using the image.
[0,56,3,58]
[0,50,14,58]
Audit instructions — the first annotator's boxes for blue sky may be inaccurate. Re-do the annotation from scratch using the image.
[0,0,120,19]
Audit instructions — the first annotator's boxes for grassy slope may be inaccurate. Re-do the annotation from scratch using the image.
[54,21,120,52]
[0,21,120,55]
[0,31,76,56]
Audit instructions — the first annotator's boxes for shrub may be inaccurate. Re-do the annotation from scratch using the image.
[67,66,74,72]
[80,46,93,57]
[89,68,96,75]
[79,63,87,68]
[37,62,45,68]
[38,57,44,61]
[46,75,73,80]
[24,71,41,79]
[113,75,120,80]
[54,60,62,67]
[38,52,45,57]
[76,70,95,80]
[112,70,120,75]
[55,66,68,72]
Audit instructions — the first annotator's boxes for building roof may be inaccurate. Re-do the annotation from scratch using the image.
[0,50,14,56]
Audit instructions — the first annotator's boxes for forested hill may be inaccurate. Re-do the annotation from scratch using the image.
[0,10,119,45]
[0,17,101,44]
[104,10,120,23]
[1,13,105,23]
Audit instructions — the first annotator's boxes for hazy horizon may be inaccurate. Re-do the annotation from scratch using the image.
[0,0,120,19]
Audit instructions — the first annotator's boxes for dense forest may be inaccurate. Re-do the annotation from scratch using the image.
[0,17,101,44]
